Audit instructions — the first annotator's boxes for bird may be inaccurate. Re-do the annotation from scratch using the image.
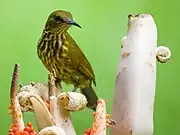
[37,10,98,111]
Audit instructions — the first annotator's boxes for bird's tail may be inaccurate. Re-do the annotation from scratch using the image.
[81,86,116,126]
[80,86,98,111]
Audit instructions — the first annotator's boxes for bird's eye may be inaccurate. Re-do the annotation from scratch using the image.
[54,16,63,23]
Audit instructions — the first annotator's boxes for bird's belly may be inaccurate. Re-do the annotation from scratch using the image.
[54,64,91,89]
[59,68,89,85]
[39,51,91,88]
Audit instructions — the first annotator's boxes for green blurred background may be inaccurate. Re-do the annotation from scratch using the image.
[0,0,179,134]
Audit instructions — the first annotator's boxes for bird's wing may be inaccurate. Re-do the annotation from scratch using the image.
[66,35,96,86]
[78,48,96,86]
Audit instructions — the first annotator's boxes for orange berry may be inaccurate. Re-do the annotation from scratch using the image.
[106,114,110,119]
[92,112,96,116]
[26,122,32,127]
[9,132,14,135]
[83,128,92,135]
[24,126,31,133]
[12,127,18,133]
[23,131,29,135]
[28,127,34,133]
[14,131,21,135]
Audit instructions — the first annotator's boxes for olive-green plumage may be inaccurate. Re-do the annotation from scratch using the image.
[37,10,98,110]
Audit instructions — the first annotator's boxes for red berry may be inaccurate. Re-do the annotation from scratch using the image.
[26,122,32,127]
[23,126,31,132]
[33,131,37,135]
[9,132,14,135]
[12,127,18,133]
[14,131,21,135]
[9,129,13,132]
[29,127,34,133]
[23,131,29,135]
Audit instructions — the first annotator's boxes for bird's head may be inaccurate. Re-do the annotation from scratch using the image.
[45,10,81,33]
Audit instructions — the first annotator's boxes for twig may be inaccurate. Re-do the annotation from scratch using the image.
[17,78,87,135]
[48,72,60,123]
[48,72,57,97]
[47,72,77,135]
[10,63,24,130]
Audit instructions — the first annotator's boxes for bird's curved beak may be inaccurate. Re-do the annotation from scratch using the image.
[67,19,82,28]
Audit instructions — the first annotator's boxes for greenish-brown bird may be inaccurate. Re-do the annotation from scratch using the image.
[37,10,98,111]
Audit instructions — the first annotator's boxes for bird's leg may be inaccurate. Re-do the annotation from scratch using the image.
[71,75,79,92]
[55,78,62,91]
[51,68,62,90]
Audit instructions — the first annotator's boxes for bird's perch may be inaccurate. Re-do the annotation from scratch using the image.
[83,99,107,135]
[110,13,171,135]
[17,81,88,135]
[8,64,90,135]
[91,99,107,135]
[9,63,113,135]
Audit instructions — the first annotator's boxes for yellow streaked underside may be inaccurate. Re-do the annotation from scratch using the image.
[37,31,94,89]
